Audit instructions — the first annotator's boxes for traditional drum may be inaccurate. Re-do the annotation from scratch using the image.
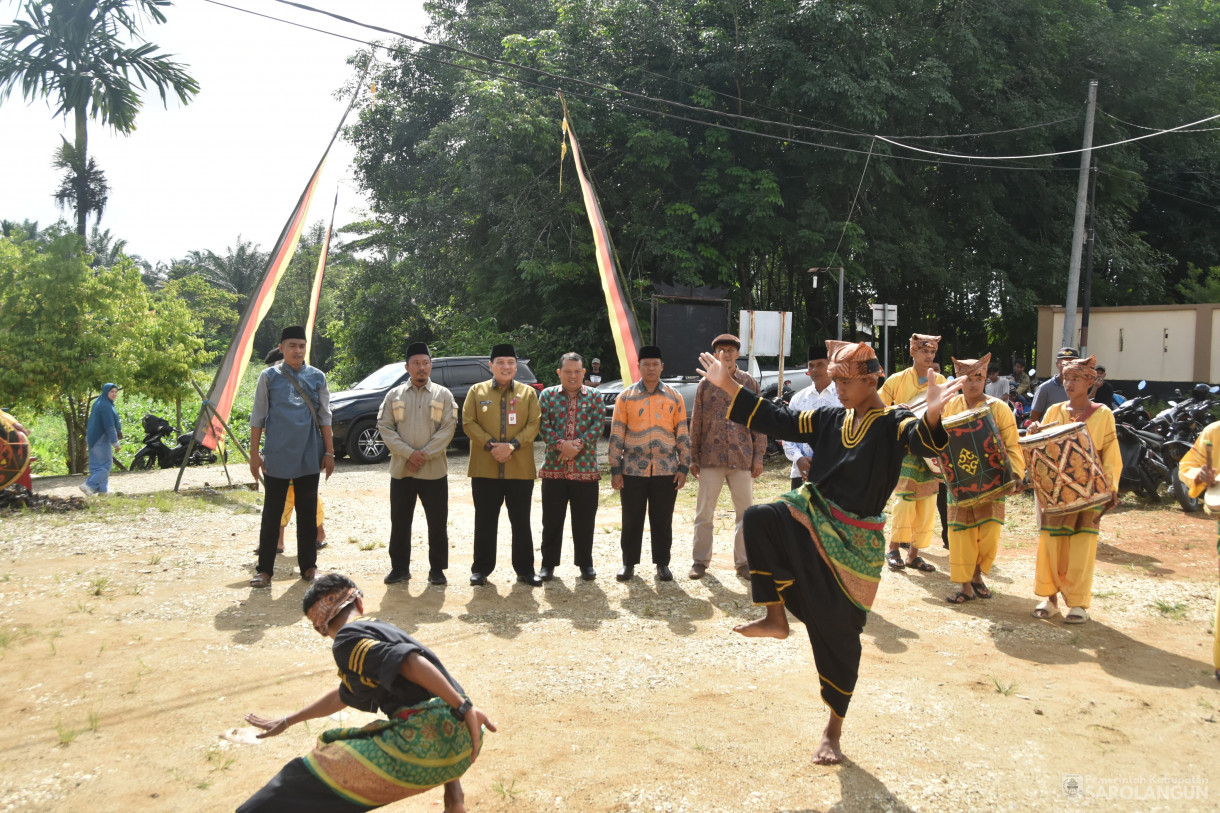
[0,410,31,492]
[936,405,1014,507]
[1019,422,1111,515]
[1204,483,1220,516]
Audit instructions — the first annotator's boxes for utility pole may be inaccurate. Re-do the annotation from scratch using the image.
[1079,158,1099,356]
[1062,80,1098,350]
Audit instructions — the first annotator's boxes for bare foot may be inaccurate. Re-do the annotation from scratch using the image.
[812,730,844,765]
[733,615,789,639]
[443,779,466,813]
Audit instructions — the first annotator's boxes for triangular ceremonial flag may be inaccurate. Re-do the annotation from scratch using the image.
[305,191,338,365]
[560,96,643,386]
[197,64,369,449]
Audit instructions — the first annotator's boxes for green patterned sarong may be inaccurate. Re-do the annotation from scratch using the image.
[303,696,481,808]
[895,453,940,500]
[779,484,887,611]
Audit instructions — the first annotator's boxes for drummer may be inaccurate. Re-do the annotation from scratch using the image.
[881,333,947,572]
[1176,420,1220,683]
[1025,356,1120,623]
[939,355,1025,605]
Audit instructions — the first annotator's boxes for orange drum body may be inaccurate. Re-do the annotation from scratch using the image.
[938,405,1014,507]
[1019,423,1111,515]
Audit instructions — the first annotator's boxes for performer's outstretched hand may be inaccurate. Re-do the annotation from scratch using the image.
[245,713,292,739]
[697,352,739,395]
[924,374,966,427]
[464,705,498,764]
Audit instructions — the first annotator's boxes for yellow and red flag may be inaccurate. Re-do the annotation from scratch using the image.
[305,191,338,365]
[561,98,643,386]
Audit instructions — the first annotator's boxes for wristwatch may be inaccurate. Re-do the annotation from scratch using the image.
[450,698,472,720]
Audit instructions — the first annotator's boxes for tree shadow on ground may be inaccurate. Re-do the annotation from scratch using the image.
[861,609,920,655]
[1094,540,1173,576]
[899,560,1216,689]
[540,576,620,630]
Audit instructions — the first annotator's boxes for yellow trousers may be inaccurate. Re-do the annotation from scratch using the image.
[948,522,1001,584]
[1034,531,1097,608]
[280,485,325,528]
[890,496,937,549]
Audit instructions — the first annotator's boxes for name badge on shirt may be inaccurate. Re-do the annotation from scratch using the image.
[508,412,518,425]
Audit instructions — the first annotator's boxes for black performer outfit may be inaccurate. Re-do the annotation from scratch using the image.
[727,386,946,718]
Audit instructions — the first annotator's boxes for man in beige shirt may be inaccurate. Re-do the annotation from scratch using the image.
[377,342,458,586]
[462,343,542,587]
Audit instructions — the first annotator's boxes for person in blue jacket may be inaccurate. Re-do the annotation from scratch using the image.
[82,383,122,495]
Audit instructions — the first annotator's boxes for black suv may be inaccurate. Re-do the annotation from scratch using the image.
[330,356,543,463]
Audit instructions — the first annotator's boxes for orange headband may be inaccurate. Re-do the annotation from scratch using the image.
[826,340,884,381]
[306,586,360,636]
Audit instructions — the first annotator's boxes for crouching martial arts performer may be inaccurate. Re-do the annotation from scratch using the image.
[697,341,960,765]
[237,573,496,812]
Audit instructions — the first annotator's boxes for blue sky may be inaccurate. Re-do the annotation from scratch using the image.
[0,0,428,264]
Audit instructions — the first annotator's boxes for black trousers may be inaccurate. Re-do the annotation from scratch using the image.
[540,478,599,568]
[389,475,449,573]
[238,757,368,813]
[471,477,535,577]
[937,481,949,545]
[619,474,678,567]
[258,473,318,576]
[742,503,866,719]
[791,477,804,491]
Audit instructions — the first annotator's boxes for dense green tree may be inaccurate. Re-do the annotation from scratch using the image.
[341,0,1220,376]
[0,234,206,472]
[0,0,199,235]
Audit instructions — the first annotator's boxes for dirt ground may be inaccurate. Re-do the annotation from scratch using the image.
[1,450,1218,813]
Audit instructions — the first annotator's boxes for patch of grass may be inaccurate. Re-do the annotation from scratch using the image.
[987,674,1017,696]
[358,540,384,551]
[346,536,360,544]
[1152,600,1188,621]
[0,573,11,582]
[146,554,163,566]
[56,719,82,745]
[491,779,522,800]
[47,628,62,655]
[72,601,94,615]
[130,583,145,596]
[205,744,235,771]
[87,575,110,596]
[87,707,102,732]
[1091,589,1116,599]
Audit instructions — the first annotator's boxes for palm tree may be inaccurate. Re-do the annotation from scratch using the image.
[188,237,270,308]
[0,0,199,235]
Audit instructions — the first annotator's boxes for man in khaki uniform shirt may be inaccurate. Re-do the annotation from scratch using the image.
[462,343,542,587]
[377,342,458,586]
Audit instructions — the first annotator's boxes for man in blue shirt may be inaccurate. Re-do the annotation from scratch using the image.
[1029,346,1080,423]
[249,326,335,588]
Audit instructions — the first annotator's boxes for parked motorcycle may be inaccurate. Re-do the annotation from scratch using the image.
[129,414,219,470]
[1160,389,1219,512]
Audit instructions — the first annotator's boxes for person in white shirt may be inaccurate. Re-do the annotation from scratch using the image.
[782,345,840,490]
[983,364,1010,402]
[588,358,603,386]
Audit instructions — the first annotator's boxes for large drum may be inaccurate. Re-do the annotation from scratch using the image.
[1019,422,1111,515]
[938,405,1015,507]
[0,410,31,491]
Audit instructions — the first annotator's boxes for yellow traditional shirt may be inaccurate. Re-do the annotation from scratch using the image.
[880,367,946,408]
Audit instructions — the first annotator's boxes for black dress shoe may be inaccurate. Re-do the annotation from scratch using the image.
[539,566,554,582]
[315,539,328,550]
[517,573,543,587]
[428,569,447,585]
[615,565,634,582]
[656,565,674,582]
[383,569,409,585]
[469,573,487,586]
[579,566,596,581]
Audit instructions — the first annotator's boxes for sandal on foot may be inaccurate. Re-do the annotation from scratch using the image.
[971,582,992,599]
[1064,607,1089,624]
[1031,599,1057,619]
[249,573,271,588]
[946,591,976,604]
[906,556,936,573]
[886,550,906,570]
